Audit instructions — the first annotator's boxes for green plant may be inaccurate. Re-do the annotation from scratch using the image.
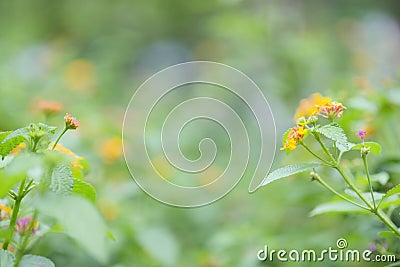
[0,113,109,266]
[259,93,400,239]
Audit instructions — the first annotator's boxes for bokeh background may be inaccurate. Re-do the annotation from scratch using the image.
[1,0,400,266]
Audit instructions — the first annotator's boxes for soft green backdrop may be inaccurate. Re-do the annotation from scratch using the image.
[1,1,400,266]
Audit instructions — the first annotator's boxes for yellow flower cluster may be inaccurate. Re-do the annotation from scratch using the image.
[294,93,346,121]
[282,93,345,152]
[294,93,332,119]
[281,126,308,151]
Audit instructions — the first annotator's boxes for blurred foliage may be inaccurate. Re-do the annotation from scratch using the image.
[1,0,400,266]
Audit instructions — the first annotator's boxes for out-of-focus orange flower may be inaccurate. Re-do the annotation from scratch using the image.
[352,76,370,90]
[98,199,119,221]
[281,126,308,151]
[52,143,82,160]
[294,93,332,120]
[0,204,12,220]
[11,142,26,154]
[100,137,123,162]
[38,100,63,116]
[64,113,79,130]
[64,59,95,91]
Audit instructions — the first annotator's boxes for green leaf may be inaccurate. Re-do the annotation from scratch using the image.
[385,261,400,267]
[48,163,74,195]
[379,184,400,208]
[72,178,96,202]
[37,123,57,135]
[281,128,291,146]
[351,142,381,155]
[0,249,15,266]
[1,127,30,144]
[379,231,397,239]
[0,154,42,197]
[0,228,11,239]
[0,131,25,159]
[258,163,320,187]
[35,194,109,263]
[19,255,55,267]
[315,124,354,152]
[310,201,369,216]
[371,172,390,185]
[344,189,385,203]
[136,226,179,267]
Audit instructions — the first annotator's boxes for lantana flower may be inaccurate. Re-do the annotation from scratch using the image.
[356,130,367,145]
[281,126,309,151]
[294,93,332,120]
[317,101,346,120]
[64,113,79,130]
[294,93,346,122]
[38,100,63,116]
[15,216,39,235]
[0,204,12,220]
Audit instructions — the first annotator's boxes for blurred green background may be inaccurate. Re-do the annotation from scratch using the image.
[1,0,400,266]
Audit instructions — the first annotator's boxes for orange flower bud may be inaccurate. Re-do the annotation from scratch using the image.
[64,113,79,130]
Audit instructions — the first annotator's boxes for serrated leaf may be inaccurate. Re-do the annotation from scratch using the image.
[351,142,381,155]
[0,249,15,266]
[49,163,74,195]
[310,201,369,216]
[19,255,55,267]
[0,131,25,159]
[35,194,109,263]
[258,163,320,187]
[315,124,353,152]
[72,178,96,202]
[379,184,400,209]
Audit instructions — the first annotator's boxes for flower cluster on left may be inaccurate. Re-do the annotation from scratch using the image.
[0,105,107,267]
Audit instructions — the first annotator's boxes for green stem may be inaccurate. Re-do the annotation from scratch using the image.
[362,154,376,210]
[336,166,400,236]
[31,139,38,153]
[313,132,337,165]
[375,209,400,236]
[333,141,338,159]
[52,127,68,150]
[314,175,369,211]
[335,166,373,210]
[14,211,38,267]
[300,142,332,166]
[2,178,27,250]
